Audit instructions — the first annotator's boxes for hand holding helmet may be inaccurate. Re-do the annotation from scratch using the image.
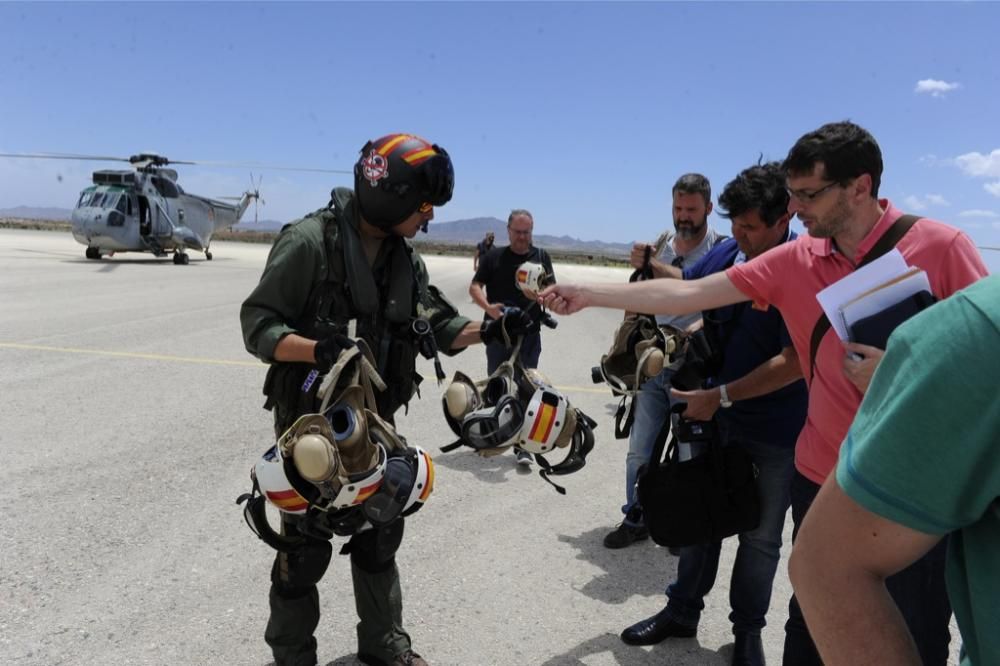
[514,261,554,300]
[479,307,534,346]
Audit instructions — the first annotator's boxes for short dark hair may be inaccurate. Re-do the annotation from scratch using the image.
[672,173,712,206]
[718,160,789,228]
[783,121,883,198]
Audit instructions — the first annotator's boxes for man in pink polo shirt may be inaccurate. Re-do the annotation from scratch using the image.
[540,121,987,665]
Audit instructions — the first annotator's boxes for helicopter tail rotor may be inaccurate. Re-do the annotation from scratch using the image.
[249,173,264,224]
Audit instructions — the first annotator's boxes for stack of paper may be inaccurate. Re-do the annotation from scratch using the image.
[816,249,934,347]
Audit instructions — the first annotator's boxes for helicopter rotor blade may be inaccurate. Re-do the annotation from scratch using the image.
[0,151,131,163]
[0,152,349,174]
[183,159,351,174]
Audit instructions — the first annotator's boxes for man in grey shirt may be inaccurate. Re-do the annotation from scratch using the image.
[605,173,727,548]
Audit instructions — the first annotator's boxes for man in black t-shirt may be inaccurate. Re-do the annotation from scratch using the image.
[473,231,495,271]
[469,209,555,465]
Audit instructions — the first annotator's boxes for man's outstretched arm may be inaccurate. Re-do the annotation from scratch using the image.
[539,271,747,316]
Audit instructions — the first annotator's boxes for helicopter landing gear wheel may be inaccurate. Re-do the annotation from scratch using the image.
[173,252,190,265]
[205,250,213,261]
[85,247,102,260]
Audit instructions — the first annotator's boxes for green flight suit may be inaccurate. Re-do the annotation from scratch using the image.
[241,187,470,666]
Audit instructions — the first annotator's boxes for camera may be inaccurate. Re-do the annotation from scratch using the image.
[591,365,604,384]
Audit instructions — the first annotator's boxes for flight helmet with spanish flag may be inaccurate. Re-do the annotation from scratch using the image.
[354,133,455,230]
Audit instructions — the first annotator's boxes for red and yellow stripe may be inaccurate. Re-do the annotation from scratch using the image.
[376,134,411,156]
[516,269,529,284]
[528,402,557,443]
[419,451,435,501]
[401,146,436,166]
[352,479,383,505]
[266,488,309,513]
[375,133,436,166]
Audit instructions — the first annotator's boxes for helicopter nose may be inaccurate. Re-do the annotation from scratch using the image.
[72,210,104,237]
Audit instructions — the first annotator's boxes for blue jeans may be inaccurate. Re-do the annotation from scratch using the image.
[486,332,541,374]
[782,472,952,666]
[663,435,795,635]
[622,369,676,526]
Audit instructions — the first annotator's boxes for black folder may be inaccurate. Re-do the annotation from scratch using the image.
[848,290,937,349]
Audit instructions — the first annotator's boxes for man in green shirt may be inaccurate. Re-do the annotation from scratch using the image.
[789,275,999,666]
[241,133,531,666]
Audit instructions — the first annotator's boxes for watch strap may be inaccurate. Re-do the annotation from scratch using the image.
[719,384,733,408]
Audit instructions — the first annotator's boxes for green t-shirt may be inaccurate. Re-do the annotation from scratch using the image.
[836,275,1000,666]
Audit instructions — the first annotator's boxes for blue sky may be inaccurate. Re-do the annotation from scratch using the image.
[2,1,999,267]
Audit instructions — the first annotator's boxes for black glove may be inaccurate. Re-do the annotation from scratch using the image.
[480,308,534,346]
[314,334,356,373]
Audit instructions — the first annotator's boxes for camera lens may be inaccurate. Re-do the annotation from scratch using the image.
[591,366,603,384]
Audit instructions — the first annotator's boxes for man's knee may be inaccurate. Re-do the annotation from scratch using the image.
[270,541,333,595]
[346,520,405,574]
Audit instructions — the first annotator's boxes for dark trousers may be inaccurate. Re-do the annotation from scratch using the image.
[665,437,795,635]
[782,472,952,665]
[485,331,542,374]
[265,516,410,666]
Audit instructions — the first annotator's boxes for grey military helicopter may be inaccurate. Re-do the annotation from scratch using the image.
[0,151,346,264]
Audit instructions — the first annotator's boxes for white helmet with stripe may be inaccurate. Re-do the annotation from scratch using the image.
[516,385,571,454]
[514,261,551,299]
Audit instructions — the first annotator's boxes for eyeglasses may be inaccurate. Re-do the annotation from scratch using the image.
[418,202,433,214]
[786,181,841,203]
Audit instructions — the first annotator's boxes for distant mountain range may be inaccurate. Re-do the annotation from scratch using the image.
[2,207,631,257]
[0,206,72,221]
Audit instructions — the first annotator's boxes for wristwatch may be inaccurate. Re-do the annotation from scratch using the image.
[719,384,733,409]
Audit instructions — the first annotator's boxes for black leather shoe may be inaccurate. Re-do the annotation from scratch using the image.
[620,607,696,646]
[731,632,765,666]
[603,522,649,549]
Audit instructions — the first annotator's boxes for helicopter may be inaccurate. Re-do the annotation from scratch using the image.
[0,151,347,264]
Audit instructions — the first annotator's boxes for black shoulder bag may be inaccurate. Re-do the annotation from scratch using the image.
[637,407,760,548]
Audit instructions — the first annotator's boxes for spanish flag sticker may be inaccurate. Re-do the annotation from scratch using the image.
[528,401,557,443]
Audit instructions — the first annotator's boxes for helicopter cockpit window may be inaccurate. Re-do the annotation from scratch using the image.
[89,192,106,208]
[77,190,95,208]
[102,192,120,210]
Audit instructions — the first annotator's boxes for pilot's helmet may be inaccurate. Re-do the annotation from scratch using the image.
[516,385,573,454]
[514,261,552,300]
[353,133,454,230]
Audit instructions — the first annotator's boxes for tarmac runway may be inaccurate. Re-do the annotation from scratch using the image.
[0,229,958,665]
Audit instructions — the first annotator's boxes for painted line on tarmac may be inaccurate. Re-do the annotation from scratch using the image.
[552,384,614,395]
[0,342,612,395]
[0,342,260,367]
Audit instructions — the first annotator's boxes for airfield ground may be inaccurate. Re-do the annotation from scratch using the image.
[0,229,960,666]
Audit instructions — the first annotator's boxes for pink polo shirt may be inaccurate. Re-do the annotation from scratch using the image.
[726,200,987,485]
